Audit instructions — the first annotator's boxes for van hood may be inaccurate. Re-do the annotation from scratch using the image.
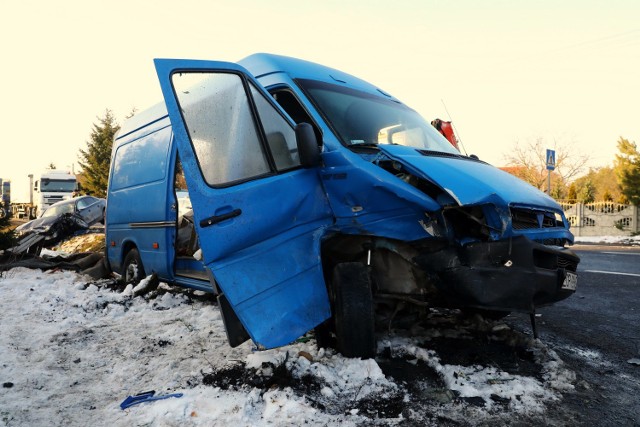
[378,145,560,210]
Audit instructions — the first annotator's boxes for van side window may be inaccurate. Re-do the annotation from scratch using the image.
[249,83,300,170]
[172,73,270,186]
[270,88,323,147]
[270,89,311,125]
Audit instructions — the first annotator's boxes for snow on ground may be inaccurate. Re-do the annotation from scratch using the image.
[0,267,577,426]
[574,235,640,245]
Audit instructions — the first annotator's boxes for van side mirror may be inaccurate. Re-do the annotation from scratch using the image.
[295,123,321,168]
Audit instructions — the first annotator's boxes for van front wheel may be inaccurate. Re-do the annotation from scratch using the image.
[123,248,145,284]
[332,262,376,359]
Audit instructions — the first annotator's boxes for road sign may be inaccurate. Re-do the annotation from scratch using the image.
[546,149,556,171]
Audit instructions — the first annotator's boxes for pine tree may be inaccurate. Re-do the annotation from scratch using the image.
[578,180,595,203]
[570,165,624,203]
[78,110,120,198]
[614,137,640,206]
[567,183,578,202]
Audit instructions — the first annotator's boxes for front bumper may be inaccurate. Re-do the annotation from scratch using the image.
[415,236,580,313]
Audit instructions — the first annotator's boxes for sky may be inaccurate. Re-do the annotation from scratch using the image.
[1,0,639,202]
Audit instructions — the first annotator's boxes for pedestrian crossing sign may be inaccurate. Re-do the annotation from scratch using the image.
[546,149,556,171]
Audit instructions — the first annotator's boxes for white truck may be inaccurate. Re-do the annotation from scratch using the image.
[32,170,77,218]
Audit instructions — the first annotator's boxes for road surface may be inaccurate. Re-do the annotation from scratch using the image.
[507,244,640,425]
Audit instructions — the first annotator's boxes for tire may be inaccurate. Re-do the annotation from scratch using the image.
[123,248,145,284]
[332,262,376,359]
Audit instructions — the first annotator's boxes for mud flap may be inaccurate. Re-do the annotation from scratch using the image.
[217,293,250,348]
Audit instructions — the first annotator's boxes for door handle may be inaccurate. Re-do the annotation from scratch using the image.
[200,209,242,227]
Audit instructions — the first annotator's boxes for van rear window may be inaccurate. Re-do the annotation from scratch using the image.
[111,126,171,190]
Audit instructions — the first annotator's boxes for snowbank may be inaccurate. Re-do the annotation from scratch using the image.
[0,267,576,426]
[574,235,640,245]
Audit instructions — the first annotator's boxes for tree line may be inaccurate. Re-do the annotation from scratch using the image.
[504,137,640,205]
[78,111,640,206]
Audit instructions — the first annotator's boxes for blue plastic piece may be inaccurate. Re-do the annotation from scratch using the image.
[120,390,184,410]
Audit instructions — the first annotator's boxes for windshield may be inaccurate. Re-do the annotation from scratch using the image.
[41,202,75,218]
[40,179,76,192]
[297,79,460,153]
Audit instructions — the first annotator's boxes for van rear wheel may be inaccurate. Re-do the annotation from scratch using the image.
[123,248,145,284]
[332,262,376,359]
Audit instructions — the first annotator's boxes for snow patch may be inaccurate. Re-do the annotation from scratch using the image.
[574,235,640,245]
[0,267,580,425]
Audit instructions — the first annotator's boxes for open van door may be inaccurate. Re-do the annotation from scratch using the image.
[154,59,334,349]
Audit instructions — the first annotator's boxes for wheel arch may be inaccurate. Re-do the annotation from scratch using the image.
[119,239,140,273]
[320,233,428,293]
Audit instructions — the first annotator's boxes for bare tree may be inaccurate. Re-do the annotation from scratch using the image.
[503,137,590,196]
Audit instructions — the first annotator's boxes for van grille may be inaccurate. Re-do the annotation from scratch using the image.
[511,208,562,230]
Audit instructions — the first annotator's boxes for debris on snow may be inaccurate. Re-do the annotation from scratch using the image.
[120,390,184,410]
[0,267,581,426]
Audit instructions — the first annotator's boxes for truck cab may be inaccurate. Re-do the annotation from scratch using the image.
[106,54,579,358]
[33,170,77,218]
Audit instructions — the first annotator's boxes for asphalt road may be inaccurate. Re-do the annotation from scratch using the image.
[507,244,640,426]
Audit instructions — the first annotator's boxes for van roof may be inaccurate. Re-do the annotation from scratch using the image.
[239,53,388,95]
[116,101,168,141]
[117,53,395,139]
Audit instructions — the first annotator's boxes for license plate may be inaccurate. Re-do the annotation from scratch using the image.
[562,271,578,290]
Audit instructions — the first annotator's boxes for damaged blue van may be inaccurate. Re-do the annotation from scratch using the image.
[106,54,579,358]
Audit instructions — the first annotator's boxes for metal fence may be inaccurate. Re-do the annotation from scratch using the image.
[558,201,639,236]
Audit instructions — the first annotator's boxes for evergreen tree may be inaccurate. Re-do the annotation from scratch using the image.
[567,183,578,202]
[571,166,623,203]
[578,180,595,203]
[550,183,565,199]
[614,137,640,205]
[78,110,119,198]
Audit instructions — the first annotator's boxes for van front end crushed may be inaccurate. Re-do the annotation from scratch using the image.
[410,197,580,313]
[415,235,579,313]
[355,145,582,314]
